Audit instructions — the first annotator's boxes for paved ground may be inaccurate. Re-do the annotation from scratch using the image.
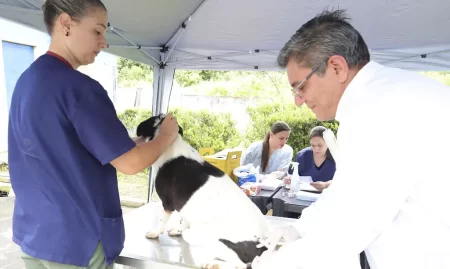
[0,196,22,269]
[0,196,135,269]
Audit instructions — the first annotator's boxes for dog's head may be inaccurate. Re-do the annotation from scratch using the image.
[136,113,183,141]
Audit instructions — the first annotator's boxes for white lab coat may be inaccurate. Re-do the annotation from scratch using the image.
[271,61,450,269]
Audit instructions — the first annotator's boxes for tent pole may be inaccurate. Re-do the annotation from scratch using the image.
[164,0,208,46]
[107,44,162,50]
[109,24,160,66]
[166,50,258,65]
[0,4,40,14]
[380,49,450,65]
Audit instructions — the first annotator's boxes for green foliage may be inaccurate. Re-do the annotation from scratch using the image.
[208,86,230,96]
[244,102,340,156]
[419,71,450,86]
[169,108,241,152]
[117,57,153,87]
[174,70,233,87]
[117,108,152,133]
[0,163,8,171]
[117,108,241,153]
[199,70,231,81]
[174,70,202,87]
[116,102,340,159]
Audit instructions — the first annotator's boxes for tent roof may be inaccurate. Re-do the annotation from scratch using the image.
[1,0,450,71]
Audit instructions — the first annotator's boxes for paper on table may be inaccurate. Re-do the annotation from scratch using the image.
[295,190,320,202]
[299,176,313,184]
[299,183,319,192]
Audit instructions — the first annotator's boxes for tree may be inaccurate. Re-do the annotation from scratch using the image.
[117,57,153,107]
[117,57,153,87]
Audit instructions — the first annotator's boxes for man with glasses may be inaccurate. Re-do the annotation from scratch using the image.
[252,9,450,269]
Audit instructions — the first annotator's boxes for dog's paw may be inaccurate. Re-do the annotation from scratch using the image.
[145,230,161,239]
[201,261,222,269]
[201,260,242,269]
[167,228,183,236]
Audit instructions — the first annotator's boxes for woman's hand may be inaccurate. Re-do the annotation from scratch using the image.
[310,181,330,191]
[159,113,179,143]
[283,176,291,185]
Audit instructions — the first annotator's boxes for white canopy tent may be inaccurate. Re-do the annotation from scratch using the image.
[1,0,450,115]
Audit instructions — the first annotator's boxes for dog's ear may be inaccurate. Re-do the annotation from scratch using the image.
[136,116,159,139]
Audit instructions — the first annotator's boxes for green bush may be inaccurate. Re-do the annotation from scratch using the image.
[117,108,242,153]
[169,108,241,152]
[0,163,8,171]
[117,108,152,134]
[117,103,339,159]
[245,102,339,157]
[174,70,202,87]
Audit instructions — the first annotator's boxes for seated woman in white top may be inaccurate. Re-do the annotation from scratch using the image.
[240,121,294,174]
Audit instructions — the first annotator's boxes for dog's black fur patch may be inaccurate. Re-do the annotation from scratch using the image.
[219,239,267,264]
[156,156,225,211]
[136,114,224,211]
[136,114,184,140]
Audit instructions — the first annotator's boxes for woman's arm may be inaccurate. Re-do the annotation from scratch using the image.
[71,82,178,175]
[277,146,294,172]
[240,142,259,166]
[111,130,177,175]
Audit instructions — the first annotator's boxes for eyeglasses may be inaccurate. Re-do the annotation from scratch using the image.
[291,61,327,98]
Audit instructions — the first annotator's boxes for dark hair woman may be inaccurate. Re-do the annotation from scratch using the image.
[241,121,293,174]
[284,126,337,191]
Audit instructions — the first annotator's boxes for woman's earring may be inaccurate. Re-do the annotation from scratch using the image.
[66,31,69,36]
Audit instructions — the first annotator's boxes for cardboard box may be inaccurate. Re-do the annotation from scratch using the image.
[199,147,215,156]
[202,150,242,183]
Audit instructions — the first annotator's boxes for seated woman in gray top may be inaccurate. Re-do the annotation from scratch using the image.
[240,121,294,174]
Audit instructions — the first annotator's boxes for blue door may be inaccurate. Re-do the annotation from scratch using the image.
[2,41,35,111]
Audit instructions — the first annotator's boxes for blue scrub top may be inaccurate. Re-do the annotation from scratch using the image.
[8,52,136,267]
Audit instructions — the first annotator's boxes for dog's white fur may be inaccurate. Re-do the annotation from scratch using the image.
[144,119,269,268]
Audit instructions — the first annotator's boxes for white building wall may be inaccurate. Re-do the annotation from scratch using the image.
[0,18,118,154]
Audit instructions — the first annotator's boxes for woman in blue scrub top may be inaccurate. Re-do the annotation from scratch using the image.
[7,0,179,268]
[285,126,336,191]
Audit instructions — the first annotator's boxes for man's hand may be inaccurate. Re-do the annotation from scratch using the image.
[159,113,179,143]
[252,247,277,269]
[257,225,300,253]
[252,241,297,269]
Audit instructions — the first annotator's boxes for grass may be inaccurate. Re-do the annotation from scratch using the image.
[117,171,149,202]
[0,162,155,203]
[0,163,8,172]
[117,169,160,202]
[0,184,10,192]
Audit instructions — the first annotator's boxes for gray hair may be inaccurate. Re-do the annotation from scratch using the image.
[277,9,370,74]
[42,0,107,34]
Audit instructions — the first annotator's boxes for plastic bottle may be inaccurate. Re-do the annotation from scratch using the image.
[290,162,301,193]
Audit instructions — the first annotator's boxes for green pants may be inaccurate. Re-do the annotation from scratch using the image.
[20,242,115,269]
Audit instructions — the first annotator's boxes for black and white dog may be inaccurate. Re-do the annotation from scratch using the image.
[136,114,269,269]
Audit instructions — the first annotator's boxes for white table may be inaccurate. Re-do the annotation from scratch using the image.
[116,202,296,269]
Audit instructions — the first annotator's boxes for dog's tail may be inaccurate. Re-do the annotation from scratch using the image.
[219,238,267,267]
